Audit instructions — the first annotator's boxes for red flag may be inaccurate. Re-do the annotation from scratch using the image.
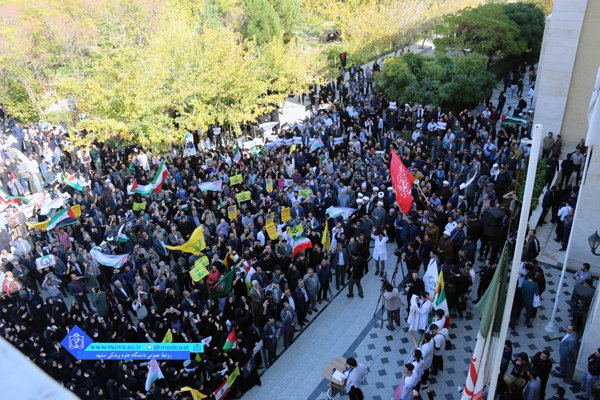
[390,149,415,214]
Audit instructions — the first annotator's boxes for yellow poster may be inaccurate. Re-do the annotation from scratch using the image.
[265,179,273,193]
[230,174,243,185]
[133,201,147,211]
[287,224,304,237]
[236,191,251,202]
[228,205,238,220]
[288,144,296,157]
[281,207,291,222]
[266,223,279,240]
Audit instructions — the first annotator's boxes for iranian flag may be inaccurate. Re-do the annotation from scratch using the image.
[461,245,509,400]
[390,149,415,214]
[292,236,313,260]
[433,270,450,329]
[0,188,29,205]
[150,162,169,193]
[223,328,237,351]
[232,144,242,165]
[46,205,82,231]
[60,173,85,191]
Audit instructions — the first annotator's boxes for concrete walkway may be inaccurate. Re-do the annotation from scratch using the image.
[242,253,400,400]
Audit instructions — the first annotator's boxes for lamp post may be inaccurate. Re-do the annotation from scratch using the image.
[589,231,600,255]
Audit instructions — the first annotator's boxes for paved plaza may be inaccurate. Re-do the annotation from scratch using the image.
[242,242,585,400]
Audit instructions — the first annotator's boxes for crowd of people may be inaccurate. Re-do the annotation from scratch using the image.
[0,56,595,400]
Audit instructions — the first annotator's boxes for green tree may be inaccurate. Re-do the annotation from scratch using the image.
[374,57,417,103]
[439,54,495,108]
[503,2,546,56]
[375,52,494,109]
[434,4,526,65]
[244,0,283,44]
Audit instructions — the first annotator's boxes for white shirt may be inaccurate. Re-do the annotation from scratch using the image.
[557,205,572,221]
[345,364,368,393]
[370,234,388,261]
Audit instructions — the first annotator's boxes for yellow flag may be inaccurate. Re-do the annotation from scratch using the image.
[236,191,251,203]
[228,205,237,220]
[287,224,304,237]
[288,144,296,157]
[165,226,206,255]
[230,174,243,185]
[190,257,210,282]
[180,386,207,400]
[265,179,273,193]
[227,366,241,386]
[321,220,330,251]
[281,207,291,222]
[266,212,274,225]
[133,201,147,211]
[195,353,202,362]
[162,329,173,343]
[266,223,279,240]
[27,220,49,230]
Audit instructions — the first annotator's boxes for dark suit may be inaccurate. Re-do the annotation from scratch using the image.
[154,239,169,261]
[330,248,351,289]
[113,284,133,310]
[294,286,308,324]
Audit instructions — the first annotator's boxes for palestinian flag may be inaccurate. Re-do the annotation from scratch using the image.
[127,180,153,195]
[292,236,313,260]
[309,137,324,153]
[46,205,82,231]
[223,328,237,351]
[150,161,169,193]
[0,188,29,205]
[60,173,85,191]
[502,116,527,126]
[433,270,451,329]
[90,246,130,268]
[116,223,129,243]
[232,144,242,165]
[198,180,223,192]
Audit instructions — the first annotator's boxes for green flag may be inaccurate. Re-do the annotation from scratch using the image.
[209,269,235,298]
[476,244,510,336]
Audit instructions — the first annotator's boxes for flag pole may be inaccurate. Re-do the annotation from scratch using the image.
[486,124,543,398]
[545,145,593,333]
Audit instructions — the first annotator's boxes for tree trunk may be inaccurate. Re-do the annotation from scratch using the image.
[17,77,44,118]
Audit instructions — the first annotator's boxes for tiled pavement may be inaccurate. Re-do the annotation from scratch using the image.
[241,241,586,400]
[306,256,584,400]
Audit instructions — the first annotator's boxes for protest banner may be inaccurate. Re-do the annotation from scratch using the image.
[281,207,291,222]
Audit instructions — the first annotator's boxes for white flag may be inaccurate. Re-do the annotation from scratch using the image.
[423,258,439,297]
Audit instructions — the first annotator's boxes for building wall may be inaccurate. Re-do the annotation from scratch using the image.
[567,149,600,273]
[532,0,588,144]
[560,0,600,146]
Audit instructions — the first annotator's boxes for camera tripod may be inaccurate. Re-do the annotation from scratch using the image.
[372,253,406,329]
